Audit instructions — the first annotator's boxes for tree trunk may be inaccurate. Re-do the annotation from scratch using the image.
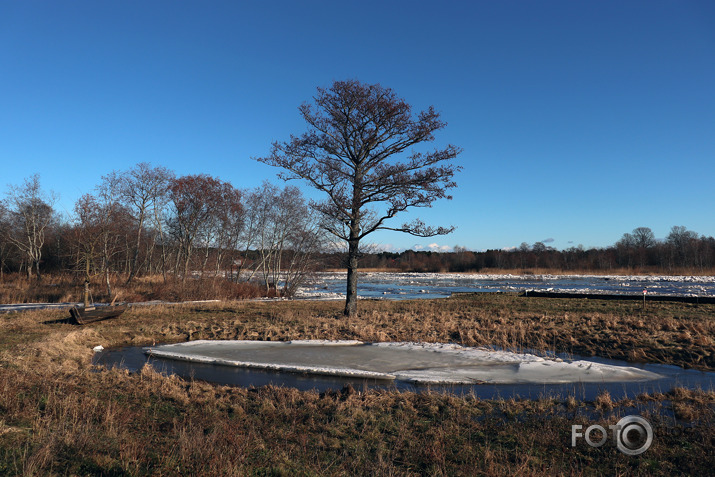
[84,258,91,306]
[154,207,168,282]
[146,237,155,275]
[183,244,192,282]
[161,242,167,282]
[174,247,183,280]
[344,237,359,317]
[160,239,167,282]
[127,238,140,283]
[202,241,210,277]
[127,212,145,284]
[105,268,112,297]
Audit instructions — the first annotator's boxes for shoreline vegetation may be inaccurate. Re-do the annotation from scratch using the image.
[1,294,713,475]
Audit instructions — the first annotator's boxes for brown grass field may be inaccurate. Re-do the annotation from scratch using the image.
[0,273,266,305]
[0,293,713,475]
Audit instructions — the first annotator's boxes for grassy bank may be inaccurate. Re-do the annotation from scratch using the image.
[0,294,713,475]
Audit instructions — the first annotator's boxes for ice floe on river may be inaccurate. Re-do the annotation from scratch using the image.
[145,340,663,385]
[294,272,715,300]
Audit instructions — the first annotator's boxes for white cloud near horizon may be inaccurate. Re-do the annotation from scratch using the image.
[412,243,453,252]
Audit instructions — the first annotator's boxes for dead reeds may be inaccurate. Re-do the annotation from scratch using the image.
[0,272,267,305]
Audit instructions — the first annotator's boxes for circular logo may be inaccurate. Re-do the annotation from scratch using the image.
[615,415,653,455]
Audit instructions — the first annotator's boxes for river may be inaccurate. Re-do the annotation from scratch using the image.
[294,272,715,300]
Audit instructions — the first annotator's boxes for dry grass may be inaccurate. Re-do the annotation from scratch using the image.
[0,274,78,304]
[0,273,266,305]
[0,294,713,475]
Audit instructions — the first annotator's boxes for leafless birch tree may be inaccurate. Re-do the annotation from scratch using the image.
[4,175,57,280]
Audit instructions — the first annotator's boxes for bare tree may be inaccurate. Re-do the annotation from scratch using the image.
[615,232,635,268]
[666,225,698,269]
[72,191,129,296]
[245,183,323,296]
[235,183,286,289]
[257,80,461,316]
[276,193,326,297]
[631,226,656,268]
[0,202,13,279]
[4,175,57,280]
[260,184,299,292]
[143,176,174,281]
[518,242,531,269]
[107,163,173,283]
[632,227,656,249]
[72,194,104,287]
[212,183,243,277]
[167,174,224,280]
[233,188,264,282]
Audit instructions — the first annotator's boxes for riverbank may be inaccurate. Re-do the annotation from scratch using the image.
[0,294,713,475]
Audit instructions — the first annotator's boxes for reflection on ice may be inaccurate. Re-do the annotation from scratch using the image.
[145,340,663,385]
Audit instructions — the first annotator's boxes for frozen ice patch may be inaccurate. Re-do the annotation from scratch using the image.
[145,340,663,385]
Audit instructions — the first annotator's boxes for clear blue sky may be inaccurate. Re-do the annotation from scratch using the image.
[2,1,714,252]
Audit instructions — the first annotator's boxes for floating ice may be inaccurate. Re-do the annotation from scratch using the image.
[293,272,715,300]
[145,340,663,385]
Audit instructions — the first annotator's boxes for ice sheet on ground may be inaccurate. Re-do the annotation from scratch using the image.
[145,340,663,384]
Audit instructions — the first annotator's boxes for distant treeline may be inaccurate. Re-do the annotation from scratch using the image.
[2,167,713,285]
[344,226,715,274]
